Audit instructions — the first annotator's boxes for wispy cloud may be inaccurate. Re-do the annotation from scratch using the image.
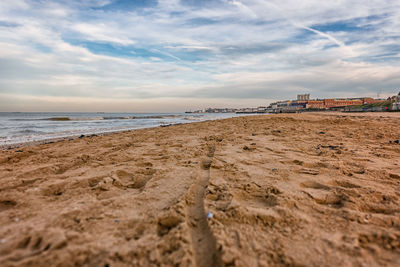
[0,0,400,111]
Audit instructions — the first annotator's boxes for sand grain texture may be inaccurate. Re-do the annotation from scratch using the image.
[1,112,400,266]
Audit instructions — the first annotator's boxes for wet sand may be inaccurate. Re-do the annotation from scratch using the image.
[1,112,400,266]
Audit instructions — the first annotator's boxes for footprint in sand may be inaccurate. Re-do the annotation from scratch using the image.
[112,169,155,189]
[0,200,17,212]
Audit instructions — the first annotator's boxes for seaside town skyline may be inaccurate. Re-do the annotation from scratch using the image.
[1,1,400,112]
[187,91,400,113]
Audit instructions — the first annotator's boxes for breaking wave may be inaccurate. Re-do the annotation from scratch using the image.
[13,115,182,122]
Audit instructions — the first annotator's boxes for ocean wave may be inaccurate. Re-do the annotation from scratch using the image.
[42,115,181,121]
[15,129,45,134]
[10,114,182,122]
[46,117,72,121]
[183,116,205,121]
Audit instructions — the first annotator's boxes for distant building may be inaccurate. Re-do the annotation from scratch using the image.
[304,98,362,109]
[266,93,395,113]
[362,97,386,104]
[297,94,310,101]
[393,92,400,111]
[270,102,278,109]
[277,100,291,108]
[323,99,363,108]
[306,100,325,109]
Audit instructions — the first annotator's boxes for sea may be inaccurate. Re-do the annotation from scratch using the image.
[0,112,244,146]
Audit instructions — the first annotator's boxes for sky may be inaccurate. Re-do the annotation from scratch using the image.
[1,0,400,112]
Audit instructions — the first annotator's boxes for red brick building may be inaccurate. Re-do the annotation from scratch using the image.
[305,99,363,109]
[306,100,325,109]
[362,98,386,104]
[323,99,362,108]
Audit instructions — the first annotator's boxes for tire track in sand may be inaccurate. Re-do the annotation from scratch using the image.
[186,144,222,267]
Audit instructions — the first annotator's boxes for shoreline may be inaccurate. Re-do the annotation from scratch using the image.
[0,115,245,150]
[0,125,162,151]
[1,112,399,266]
[0,123,190,150]
[3,111,398,151]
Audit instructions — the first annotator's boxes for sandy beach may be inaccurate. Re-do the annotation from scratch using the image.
[1,112,400,266]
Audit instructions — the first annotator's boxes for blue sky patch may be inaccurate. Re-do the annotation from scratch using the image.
[311,15,385,33]
[93,0,157,11]
[0,21,20,27]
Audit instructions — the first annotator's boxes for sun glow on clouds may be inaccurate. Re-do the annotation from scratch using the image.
[1,0,400,111]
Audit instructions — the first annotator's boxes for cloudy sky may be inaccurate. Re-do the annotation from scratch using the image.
[1,0,400,112]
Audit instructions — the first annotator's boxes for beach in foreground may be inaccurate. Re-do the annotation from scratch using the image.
[1,112,400,266]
